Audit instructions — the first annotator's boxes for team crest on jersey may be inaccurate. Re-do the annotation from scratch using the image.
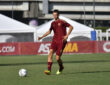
[58,23,61,26]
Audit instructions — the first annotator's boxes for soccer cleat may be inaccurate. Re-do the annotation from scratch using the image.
[56,67,64,75]
[44,70,51,75]
[56,70,62,75]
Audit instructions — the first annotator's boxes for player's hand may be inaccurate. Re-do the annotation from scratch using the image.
[38,37,42,40]
[63,35,68,41]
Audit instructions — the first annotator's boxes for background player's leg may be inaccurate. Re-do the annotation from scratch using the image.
[47,49,54,71]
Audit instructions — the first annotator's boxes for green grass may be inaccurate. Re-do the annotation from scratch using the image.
[0,53,110,85]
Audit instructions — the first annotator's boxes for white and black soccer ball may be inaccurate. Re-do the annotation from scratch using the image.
[19,69,27,77]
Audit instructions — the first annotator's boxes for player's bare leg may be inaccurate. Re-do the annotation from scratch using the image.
[56,55,64,75]
[44,49,54,75]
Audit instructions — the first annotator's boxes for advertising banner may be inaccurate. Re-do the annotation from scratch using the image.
[0,43,19,55]
[0,41,110,56]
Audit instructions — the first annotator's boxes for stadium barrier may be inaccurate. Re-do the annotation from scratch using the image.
[0,41,110,55]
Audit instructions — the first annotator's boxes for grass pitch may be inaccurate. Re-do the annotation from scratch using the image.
[0,53,110,85]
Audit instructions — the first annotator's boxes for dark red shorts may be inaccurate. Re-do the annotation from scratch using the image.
[50,40,67,56]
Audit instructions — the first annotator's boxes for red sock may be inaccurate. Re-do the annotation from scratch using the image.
[48,62,53,71]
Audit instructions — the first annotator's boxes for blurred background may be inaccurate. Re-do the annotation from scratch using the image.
[0,0,110,43]
[0,0,110,28]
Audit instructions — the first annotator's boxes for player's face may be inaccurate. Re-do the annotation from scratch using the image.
[53,12,59,20]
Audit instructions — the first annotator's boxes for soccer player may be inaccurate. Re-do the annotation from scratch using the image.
[38,10,73,75]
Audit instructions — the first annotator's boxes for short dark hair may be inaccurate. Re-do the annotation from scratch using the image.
[53,9,60,15]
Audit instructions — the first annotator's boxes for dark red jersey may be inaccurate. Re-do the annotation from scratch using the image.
[50,19,70,41]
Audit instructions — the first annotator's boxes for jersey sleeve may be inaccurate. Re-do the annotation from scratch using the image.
[64,21,70,27]
[49,23,53,31]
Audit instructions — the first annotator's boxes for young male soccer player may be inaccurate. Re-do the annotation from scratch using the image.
[38,10,73,75]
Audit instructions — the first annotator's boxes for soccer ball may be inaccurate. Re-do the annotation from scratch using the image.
[19,69,27,77]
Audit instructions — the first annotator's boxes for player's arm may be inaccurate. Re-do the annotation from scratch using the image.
[64,25,73,41]
[67,25,73,37]
[38,30,52,40]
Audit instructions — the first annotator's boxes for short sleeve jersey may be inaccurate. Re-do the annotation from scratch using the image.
[50,19,70,41]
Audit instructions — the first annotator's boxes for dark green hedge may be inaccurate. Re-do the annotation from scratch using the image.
[95,27,110,32]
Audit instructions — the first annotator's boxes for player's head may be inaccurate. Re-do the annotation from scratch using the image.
[53,9,60,20]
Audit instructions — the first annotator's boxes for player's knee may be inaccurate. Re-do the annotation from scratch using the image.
[48,50,53,57]
[48,55,52,62]
[48,54,52,60]
[56,56,60,61]
[49,49,54,55]
[48,50,53,60]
